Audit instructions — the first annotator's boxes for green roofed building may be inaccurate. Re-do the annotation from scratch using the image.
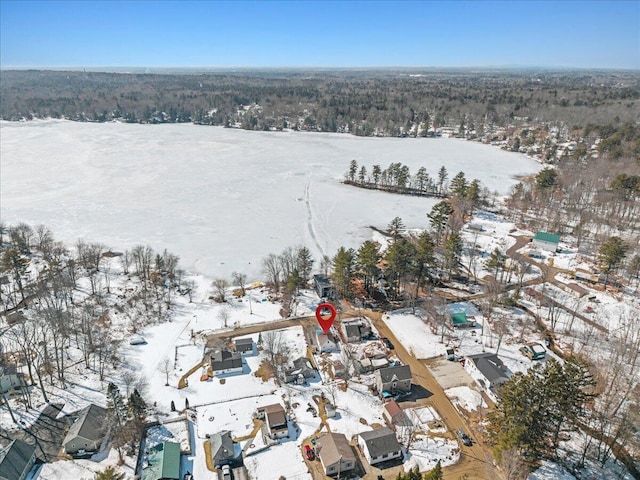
[451,312,475,328]
[142,441,180,480]
[532,232,560,252]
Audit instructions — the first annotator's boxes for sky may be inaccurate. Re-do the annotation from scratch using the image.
[0,1,638,70]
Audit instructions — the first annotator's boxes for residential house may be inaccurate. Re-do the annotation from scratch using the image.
[256,403,288,440]
[464,353,509,402]
[358,356,389,373]
[450,312,475,329]
[375,365,412,397]
[141,441,181,480]
[382,401,412,430]
[316,331,339,353]
[332,360,346,379]
[63,404,108,457]
[0,439,36,480]
[210,349,244,376]
[284,357,316,384]
[208,431,240,468]
[532,232,560,252]
[313,274,335,299]
[315,432,356,477]
[234,338,255,356]
[358,427,403,466]
[0,365,26,394]
[340,319,372,343]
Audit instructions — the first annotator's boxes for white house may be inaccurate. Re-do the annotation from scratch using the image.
[315,432,356,476]
[256,403,289,440]
[316,331,339,353]
[0,365,26,394]
[210,349,244,376]
[358,427,403,466]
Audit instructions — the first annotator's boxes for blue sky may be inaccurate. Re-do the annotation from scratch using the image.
[1,1,638,69]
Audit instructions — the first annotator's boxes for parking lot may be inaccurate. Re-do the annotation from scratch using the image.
[424,358,474,390]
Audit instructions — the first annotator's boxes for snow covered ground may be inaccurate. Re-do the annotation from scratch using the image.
[0,120,542,280]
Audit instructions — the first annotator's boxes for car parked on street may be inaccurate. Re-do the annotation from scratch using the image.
[304,444,315,460]
[457,428,472,446]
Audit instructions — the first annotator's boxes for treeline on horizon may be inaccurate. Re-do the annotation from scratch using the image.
[1,69,639,134]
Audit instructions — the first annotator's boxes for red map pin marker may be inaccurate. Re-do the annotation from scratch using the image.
[315,303,337,334]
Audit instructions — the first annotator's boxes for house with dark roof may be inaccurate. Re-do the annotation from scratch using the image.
[464,352,510,402]
[141,441,181,480]
[382,400,412,430]
[532,232,560,252]
[315,432,356,476]
[63,404,108,457]
[256,403,288,440]
[284,357,317,384]
[208,431,241,468]
[234,338,255,356]
[313,274,335,299]
[357,427,403,466]
[375,365,412,397]
[340,319,372,343]
[0,439,36,480]
[210,349,244,376]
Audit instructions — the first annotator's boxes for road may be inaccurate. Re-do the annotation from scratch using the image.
[362,308,501,480]
[206,310,502,479]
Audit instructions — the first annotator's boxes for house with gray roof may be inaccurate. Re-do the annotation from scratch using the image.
[284,357,317,384]
[340,318,372,343]
[63,404,108,457]
[208,431,241,468]
[234,338,255,356]
[315,432,356,476]
[210,349,244,376]
[0,439,36,480]
[357,427,403,466]
[375,365,412,397]
[313,274,335,299]
[464,352,510,402]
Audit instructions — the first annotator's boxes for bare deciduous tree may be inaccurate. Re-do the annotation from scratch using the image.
[158,357,172,386]
[232,271,247,296]
[212,278,229,303]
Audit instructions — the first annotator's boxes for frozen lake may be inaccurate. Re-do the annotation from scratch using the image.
[0,120,541,279]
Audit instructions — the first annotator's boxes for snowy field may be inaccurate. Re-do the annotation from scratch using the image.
[0,119,541,280]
